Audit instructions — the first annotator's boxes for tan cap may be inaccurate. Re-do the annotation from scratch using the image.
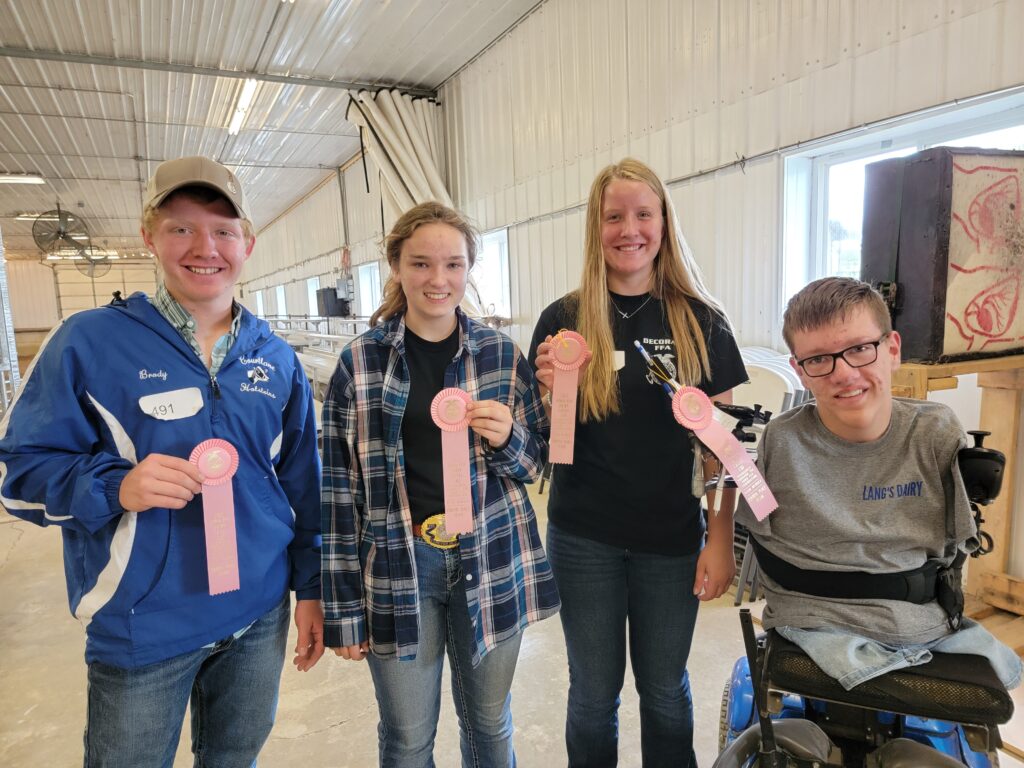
[144,156,250,221]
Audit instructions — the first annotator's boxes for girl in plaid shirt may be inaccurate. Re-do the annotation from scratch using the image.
[321,202,559,767]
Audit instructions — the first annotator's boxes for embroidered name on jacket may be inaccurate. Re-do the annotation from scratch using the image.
[240,356,277,372]
[240,381,277,398]
[139,369,168,381]
[862,480,924,500]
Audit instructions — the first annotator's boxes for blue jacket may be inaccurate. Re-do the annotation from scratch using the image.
[0,293,321,668]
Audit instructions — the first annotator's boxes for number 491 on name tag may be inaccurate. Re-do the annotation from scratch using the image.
[138,387,204,421]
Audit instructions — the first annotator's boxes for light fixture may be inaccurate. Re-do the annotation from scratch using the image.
[16,213,54,221]
[227,78,259,135]
[0,173,45,184]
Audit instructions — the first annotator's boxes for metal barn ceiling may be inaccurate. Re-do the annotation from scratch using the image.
[0,0,540,261]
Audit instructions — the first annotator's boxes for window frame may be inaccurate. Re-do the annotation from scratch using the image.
[783,93,1024,304]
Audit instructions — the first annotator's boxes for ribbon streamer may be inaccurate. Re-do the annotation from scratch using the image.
[549,330,589,464]
[430,388,475,534]
[672,387,778,521]
[189,439,241,595]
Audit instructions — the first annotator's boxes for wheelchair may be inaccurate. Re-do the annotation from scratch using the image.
[714,610,1013,767]
[713,429,1014,767]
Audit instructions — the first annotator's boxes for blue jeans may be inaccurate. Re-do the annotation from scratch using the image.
[368,538,522,768]
[84,595,290,768]
[779,620,1024,691]
[546,522,701,768]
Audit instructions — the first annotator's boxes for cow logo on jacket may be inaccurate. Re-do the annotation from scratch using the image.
[247,365,270,384]
[240,361,277,399]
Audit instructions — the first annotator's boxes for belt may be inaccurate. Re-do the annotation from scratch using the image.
[749,537,940,604]
[412,513,459,550]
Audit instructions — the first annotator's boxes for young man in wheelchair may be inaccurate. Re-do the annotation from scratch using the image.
[734,277,1021,693]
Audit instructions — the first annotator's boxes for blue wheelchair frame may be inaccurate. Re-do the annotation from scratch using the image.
[720,651,994,767]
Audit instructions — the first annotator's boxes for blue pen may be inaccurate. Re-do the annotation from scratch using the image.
[634,340,680,394]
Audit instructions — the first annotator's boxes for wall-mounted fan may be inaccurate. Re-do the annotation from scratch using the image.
[77,245,112,278]
[31,204,90,256]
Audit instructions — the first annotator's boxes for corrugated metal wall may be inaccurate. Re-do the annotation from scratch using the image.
[54,263,157,317]
[241,155,386,315]
[8,259,158,325]
[6,260,59,329]
[441,0,1024,349]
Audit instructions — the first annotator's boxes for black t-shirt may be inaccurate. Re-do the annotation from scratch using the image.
[402,325,460,526]
[528,293,747,555]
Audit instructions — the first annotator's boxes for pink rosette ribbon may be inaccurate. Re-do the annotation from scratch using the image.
[548,330,589,464]
[671,387,778,521]
[189,439,241,595]
[430,388,474,534]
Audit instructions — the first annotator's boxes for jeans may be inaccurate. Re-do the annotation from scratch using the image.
[779,619,1024,691]
[546,522,701,768]
[368,538,522,768]
[84,594,290,768]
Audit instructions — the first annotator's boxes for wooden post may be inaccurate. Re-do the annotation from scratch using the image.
[966,369,1024,596]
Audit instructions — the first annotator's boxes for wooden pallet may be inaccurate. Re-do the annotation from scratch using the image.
[968,594,1024,656]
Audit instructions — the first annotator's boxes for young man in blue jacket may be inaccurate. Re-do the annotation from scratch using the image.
[0,156,324,766]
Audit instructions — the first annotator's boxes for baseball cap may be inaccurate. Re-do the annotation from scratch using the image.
[144,156,251,221]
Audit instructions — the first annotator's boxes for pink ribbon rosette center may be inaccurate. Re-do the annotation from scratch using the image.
[190,439,241,594]
[430,388,475,534]
[671,387,778,521]
[548,330,589,464]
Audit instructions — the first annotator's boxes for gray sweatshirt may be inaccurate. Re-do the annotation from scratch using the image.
[736,398,975,645]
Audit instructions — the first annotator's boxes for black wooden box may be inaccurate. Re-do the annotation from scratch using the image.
[860,146,1024,362]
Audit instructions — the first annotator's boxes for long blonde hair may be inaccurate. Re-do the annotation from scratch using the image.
[575,158,728,421]
[370,202,479,326]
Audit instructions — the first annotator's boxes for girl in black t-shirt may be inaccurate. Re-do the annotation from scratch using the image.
[322,202,559,768]
[530,157,747,766]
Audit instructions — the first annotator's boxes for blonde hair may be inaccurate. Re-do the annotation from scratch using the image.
[370,201,479,326]
[782,277,892,353]
[141,186,254,238]
[575,158,728,422]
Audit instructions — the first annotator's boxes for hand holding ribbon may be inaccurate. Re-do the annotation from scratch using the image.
[466,399,513,450]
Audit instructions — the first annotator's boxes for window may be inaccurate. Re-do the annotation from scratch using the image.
[306,276,320,316]
[253,289,264,318]
[473,229,511,319]
[274,284,287,316]
[784,94,1024,302]
[356,262,382,317]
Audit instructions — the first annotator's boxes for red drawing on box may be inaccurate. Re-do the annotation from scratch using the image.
[951,163,1021,252]
[946,161,1024,352]
[947,264,1022,350]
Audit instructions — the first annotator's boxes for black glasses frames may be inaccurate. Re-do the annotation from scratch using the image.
[795,334,890,378]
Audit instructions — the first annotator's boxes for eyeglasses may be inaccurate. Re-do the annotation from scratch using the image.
[795,335,889,378]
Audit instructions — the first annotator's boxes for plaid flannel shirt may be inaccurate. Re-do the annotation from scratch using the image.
[152,283,240,375]
[321,309,559,665]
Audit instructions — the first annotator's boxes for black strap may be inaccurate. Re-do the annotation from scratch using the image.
[750,538,940,604]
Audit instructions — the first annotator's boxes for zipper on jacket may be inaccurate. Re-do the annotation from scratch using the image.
[210,376,221,400]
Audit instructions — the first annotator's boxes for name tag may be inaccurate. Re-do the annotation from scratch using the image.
[613,350,626,370]
[139,387,204,421]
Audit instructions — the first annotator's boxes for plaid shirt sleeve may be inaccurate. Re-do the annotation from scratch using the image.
[320,351,368,649]
[484,344,549,481]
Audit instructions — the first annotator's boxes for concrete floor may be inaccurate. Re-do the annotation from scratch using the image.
[1,486,1020,767]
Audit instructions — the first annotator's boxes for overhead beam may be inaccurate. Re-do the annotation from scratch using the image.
[0,46,436,99]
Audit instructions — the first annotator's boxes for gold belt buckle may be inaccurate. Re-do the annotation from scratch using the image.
[419,514,459,550]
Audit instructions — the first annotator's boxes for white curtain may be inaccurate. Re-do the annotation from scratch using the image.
[346,89,451,222]
[346,88,482,314]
